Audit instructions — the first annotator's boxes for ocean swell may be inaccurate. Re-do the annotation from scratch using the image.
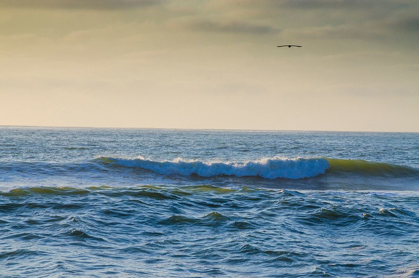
[326,158,419,177]
[97,157,330,180]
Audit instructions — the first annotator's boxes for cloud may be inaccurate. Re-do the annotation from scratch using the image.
[289,25,387,40]
[279,0,410,10]
[393,17,419,32]
[0,0,165,10]
[336,84,417,97]
[186,20,280,35]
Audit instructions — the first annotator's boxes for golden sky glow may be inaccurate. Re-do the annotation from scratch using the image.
[0,0,418,131]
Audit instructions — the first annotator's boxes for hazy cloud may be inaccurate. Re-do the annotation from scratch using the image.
[0,0,165,10]
[393,17,419,32]
[279,0,410,10]
[187,20,280,35]
[290,25,387,41]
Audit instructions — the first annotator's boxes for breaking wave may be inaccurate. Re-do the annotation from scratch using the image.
[97,156,419,181]
[97,156,330,180]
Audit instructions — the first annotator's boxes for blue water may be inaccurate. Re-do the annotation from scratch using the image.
[1,127,418,277]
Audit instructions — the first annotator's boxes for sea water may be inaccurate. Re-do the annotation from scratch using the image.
[0,127,418,277]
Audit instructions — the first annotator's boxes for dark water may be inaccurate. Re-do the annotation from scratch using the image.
[0,127,418,277]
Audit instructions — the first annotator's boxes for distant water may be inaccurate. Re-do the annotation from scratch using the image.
[1,127,418,277]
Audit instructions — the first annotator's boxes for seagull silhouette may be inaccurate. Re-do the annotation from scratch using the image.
[277,45,302,48]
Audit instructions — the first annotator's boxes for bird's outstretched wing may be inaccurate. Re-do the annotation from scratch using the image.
[277,45,302,47]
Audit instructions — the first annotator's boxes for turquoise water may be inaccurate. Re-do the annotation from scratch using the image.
[1,127,418,277]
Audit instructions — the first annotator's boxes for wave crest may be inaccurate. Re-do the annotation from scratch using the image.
[97,156,330,180]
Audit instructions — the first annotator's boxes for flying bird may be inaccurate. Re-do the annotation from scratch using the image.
[277,45,302,48]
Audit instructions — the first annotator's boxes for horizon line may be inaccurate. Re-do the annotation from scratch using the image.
[0,124,418,134]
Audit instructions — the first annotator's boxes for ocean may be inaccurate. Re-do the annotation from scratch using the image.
[0,127,418,277]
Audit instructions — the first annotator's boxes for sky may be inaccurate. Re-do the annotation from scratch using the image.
[0,0,418,132]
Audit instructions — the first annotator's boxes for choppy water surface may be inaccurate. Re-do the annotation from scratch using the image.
[0,127,418,277]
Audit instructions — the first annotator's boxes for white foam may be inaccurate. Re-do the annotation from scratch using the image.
[103,156,330,180]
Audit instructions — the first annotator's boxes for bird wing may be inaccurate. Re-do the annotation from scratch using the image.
[277,45,302,47]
